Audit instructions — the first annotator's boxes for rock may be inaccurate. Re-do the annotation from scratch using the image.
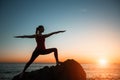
[12,59,86,80]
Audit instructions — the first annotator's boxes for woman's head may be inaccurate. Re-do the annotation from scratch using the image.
[36,25,44,34]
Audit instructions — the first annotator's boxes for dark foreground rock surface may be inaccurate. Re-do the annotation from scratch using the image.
[12,59,86,80]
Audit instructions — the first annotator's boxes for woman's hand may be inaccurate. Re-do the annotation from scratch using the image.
[14,36,24,38]
[58,30,66,33]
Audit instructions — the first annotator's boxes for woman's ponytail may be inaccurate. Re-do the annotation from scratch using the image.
[36,27,39,35]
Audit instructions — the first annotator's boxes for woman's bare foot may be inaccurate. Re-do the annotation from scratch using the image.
[57,61,63,65]
[19,72,24,78]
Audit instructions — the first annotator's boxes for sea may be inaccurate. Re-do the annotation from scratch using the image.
[0,63,120,80]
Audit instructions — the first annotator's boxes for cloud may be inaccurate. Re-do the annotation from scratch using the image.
[81,9,88,13]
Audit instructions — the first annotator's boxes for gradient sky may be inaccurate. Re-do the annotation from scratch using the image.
[0,0,120,63]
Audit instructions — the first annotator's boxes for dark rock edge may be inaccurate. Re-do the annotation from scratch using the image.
[12,59,86,80]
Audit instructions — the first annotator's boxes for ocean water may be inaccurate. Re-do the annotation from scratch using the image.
[0,63,120,80]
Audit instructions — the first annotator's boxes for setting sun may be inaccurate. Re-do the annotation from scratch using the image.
[99,58,107,65]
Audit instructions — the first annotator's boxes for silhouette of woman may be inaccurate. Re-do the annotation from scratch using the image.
[15,25,65,73]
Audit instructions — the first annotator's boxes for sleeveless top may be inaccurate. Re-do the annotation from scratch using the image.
[35,35,45,50]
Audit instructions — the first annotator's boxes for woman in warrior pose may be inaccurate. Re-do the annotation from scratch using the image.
[15,25,65,73]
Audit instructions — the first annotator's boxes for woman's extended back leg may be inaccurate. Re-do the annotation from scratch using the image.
[22,50,39,73]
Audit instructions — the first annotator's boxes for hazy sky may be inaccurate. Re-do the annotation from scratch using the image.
[0,0,120,63]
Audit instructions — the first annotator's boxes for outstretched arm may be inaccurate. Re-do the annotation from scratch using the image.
[44,30,66,38]
[14,35,36,38]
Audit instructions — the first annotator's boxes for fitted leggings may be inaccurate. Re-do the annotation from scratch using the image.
[22,48,59,72]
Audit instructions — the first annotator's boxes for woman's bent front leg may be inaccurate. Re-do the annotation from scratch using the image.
[42,48,59,64]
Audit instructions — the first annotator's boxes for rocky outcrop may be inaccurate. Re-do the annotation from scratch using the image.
[12,59,86,80]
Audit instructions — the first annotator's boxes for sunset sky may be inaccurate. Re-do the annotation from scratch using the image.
[0,0,120,64]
